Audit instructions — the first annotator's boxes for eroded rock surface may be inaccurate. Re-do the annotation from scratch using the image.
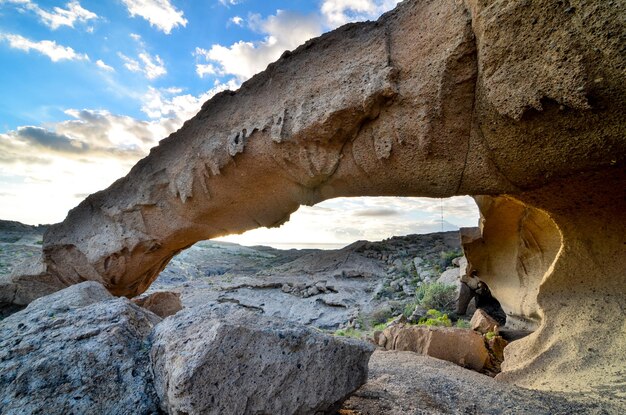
[0,282,161,415]
[151,303,373,415]
[342,351,619,414]
[6,0,626,404]
[38,0,480,298]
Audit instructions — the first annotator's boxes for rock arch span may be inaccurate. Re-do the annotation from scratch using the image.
[7,0,625,401]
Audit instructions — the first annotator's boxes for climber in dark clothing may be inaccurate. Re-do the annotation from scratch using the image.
[457,271,507,326]
[474,281,507,326]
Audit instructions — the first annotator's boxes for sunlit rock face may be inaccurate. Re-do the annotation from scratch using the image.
[461,196,561,331]
[5,0,625,403]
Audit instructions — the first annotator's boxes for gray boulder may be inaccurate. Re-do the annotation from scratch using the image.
[151,304,374,415]
[0,282,161,415]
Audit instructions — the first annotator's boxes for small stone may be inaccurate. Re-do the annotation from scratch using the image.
[471,309,500,335]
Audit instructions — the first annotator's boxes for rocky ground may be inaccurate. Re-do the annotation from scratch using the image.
[149,230,462,331]
[0,220,463,331]
[1,220,621,414]
[0,220,45,278]
[341,351,615,414]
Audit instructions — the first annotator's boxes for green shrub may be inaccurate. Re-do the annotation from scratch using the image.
[403,302,416,318]
[485,331,497,340]
[334,328,362,339]
[456,319,471,328]
[415,282,457,313]
[373,323,388,332]
[417,309,452,327]
[370,307,394,326]
[439,249,463,269]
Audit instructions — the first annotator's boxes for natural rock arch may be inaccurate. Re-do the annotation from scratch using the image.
[6,0,625,401]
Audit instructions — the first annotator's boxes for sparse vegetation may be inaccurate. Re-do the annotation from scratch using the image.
[485,331,497,340]
[403,302,416,318]
[372,322,388,332]
[456,319,471,329]
[417,309,452,327]
[438,249,463,269]
[369,306,394,326]
[334,328,363,338]
[415,282,457,313]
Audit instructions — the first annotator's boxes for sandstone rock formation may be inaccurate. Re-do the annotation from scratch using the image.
[342,350,618,414]
[0,282,161,414]
[151,303,373,415]
[377,324,489,372]
[460,196,561,330]
[6,0,625,403]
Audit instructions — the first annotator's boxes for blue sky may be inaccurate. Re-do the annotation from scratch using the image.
[0,0,478,246]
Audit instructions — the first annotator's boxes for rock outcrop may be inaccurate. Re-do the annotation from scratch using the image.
[377,324,489,372]
[342,350,619,414]
[151,304,373,415]
[460,196,561,330]
[0,282,161,415]
[6,0,625,403]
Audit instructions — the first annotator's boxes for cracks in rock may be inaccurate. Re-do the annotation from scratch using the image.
[219,282,284,292]
[216,297,264,312]
[315,298,348,309]
[455,5,479,196]
[456,3,521,195]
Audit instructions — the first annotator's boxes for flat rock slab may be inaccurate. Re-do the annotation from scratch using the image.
[342,350,618,415]
[151,303,374,415]
[0,282,162,415]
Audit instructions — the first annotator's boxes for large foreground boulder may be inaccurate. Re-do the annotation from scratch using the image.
[151,304,374,415]
[0,282,161,415]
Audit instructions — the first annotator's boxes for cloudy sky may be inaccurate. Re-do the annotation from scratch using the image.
[0,0,478,247]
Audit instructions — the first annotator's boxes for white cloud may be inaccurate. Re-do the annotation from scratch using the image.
[195,63,217,78]
[121,0,187,34]
[219,0,244,6]
[141,80,239,120]
[138,52,166,79]
[194,2,401,82]
[321,0,400,27]
[96,59,115,71]
[1,0,98,30]
[118,51,166,80]
[0,79,240,224]
[0,33,89,62]
[118,52,140,72]
[217,196,480,248]
[229,16,243,26]
[195,10,322,81]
